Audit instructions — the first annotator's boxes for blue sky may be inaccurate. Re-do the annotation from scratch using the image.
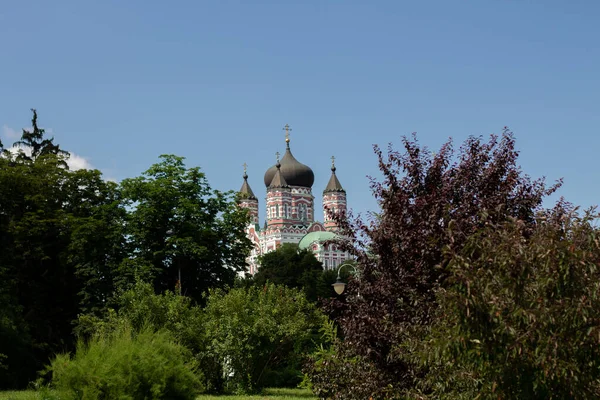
[1,0,599,222]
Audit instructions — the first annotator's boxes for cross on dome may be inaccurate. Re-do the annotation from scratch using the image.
[283,124,292,146]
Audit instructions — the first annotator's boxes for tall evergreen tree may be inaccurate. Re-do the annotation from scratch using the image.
[13,109,68,163]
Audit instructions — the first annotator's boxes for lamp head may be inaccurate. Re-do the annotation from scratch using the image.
[332,276,346,295]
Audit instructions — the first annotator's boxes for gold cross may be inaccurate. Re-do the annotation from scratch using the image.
[275,151,280,162]
[283,124,292,143]
[243,162,247,175]
[331,155,335,167]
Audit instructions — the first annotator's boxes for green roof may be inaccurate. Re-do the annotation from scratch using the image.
[298,231,337,250]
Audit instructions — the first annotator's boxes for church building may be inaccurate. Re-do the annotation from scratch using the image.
[238,125,351,274]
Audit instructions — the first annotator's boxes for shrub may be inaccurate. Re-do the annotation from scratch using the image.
[48,324,203,399]
[203,283,329,393]
[414,208,600,399]
[76,281,224,393]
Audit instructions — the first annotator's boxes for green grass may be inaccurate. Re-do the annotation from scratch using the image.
[0,391,39,400]
[197,388,316,399]
[0,388,316,400]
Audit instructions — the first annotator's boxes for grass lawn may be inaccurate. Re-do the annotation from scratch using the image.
[0,387,317,400]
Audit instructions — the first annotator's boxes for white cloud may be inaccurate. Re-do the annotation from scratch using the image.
[2,125,20,140]
[67,153,93,170]
[2,124,100,174]
[5,145,93,170]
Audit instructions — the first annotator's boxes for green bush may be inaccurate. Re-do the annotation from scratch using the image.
[47,324,203,399]
[76,281,222,394]
[415,211,600,399]
[204,283,329,394]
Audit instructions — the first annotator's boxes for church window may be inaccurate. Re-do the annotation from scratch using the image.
[299,204,307,221]
[276,204,279,218]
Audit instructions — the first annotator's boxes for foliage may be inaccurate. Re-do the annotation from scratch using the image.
[310,129,560,398]
[0,110,124,388]
[120,155,252,302]
[0,110,251,389]
[13,109,69,163]
[203,284,329,393]
[47,324,203,400]
[253,244,326,302]
[411,207,600,399]
[76,281,224,393]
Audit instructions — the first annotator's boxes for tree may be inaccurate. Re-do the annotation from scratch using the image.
[253,243,325,302]
[415,206,600,399]
[120,155,252,303]
[309,129,559,398]
[203,284,329,393]
[13,109,68,163]
[0,110,124,388]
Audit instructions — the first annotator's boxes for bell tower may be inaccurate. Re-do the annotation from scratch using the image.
[238,163,259,225]
[322,156,346,231]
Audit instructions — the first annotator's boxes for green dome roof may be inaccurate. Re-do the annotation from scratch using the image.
[298,231,337,250]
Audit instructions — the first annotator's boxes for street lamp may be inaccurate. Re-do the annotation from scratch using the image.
[332,263,358,295]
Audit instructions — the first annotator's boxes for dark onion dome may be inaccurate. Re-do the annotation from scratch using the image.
[323,156,345,193]
[239,164,257,200]
[264,141,314,188]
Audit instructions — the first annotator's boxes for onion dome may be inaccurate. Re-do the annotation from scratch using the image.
[264,124,315,188]
[239,163,257,199]
[323,156,345,193]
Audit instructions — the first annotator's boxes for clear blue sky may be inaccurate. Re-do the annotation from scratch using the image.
[1,0,599,222]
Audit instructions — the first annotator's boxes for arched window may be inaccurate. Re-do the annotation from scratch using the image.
[276,204,280,218]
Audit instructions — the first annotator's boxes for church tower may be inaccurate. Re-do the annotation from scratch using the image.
[265,155,293,228]
[323,156,347,231]
[263,125,315,227]
[238,163,259,225]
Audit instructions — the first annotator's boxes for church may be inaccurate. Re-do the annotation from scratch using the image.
[238,125,351,274]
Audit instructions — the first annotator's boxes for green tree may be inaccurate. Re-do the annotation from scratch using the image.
[120,155,252,302]
[415,207,600,399]
[0,110,124,388]
[204,284,329,393]
[253,243,325,302]
[13,109,68,162]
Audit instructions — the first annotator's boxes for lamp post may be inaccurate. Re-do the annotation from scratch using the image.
[332,263,358,295]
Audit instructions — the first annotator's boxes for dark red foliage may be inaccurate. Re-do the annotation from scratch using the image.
[308,129,560,399]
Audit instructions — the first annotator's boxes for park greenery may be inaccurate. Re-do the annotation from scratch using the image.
[0,110,599,399]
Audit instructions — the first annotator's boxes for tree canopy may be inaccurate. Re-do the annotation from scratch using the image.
[0,110,253,389]
[308,129,561,399]
[252,243,328,301]
[120,154,252,302]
